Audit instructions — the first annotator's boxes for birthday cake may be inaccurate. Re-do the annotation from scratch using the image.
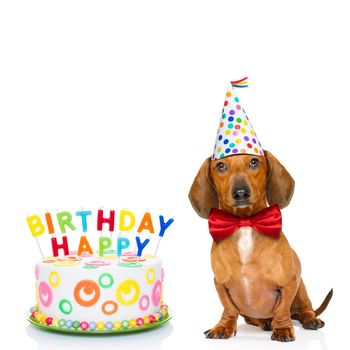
[28,209,173,333]
[31,253,168,332]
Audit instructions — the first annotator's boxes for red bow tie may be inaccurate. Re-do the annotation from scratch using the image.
[208,205,282,242]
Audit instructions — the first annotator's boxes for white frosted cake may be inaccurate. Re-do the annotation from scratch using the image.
[30,253,168,331]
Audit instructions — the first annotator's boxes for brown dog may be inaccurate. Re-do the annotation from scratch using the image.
[189,151,332,342]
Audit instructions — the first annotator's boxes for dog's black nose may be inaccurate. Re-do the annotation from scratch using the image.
[232,186,250,200]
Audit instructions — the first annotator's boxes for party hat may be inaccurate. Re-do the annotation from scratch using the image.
[212,78,264,160]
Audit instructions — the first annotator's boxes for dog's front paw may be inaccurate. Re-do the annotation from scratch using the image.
[302,317,325,330]
[204,325,237,339]
[271,327,295,342]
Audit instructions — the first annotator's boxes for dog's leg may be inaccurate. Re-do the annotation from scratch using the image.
[271,285,296,342]
[291,278,325,330]
[204,279,239,339]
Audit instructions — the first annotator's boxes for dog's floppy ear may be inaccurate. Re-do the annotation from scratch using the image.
[265,150,295,209]
[188,157,218,219]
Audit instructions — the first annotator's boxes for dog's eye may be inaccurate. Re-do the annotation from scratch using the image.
[249,158,260,169]
[215,162,227,173]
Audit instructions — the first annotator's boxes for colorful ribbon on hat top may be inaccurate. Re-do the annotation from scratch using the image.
[212,78,264,160]
[231,77,248,88]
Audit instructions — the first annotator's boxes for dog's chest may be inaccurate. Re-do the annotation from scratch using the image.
[235,227,255,264]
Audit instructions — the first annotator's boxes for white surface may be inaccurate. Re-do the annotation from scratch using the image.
[0,1,349,349]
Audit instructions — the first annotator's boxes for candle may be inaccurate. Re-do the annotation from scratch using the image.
[26,207,174,260]
[153,216,175,256]
[27,214,45,259]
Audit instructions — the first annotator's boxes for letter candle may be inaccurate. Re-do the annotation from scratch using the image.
[26,207,174,260]
[27,213,45,259]
[76,207,91,237]
[118,209,135,260]
[154,216,175,256]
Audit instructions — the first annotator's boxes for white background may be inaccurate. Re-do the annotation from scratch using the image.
[0,1,349,349]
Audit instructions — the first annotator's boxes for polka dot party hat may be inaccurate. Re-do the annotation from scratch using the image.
[212,78,264,160]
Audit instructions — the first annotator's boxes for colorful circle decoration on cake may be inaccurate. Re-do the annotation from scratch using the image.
[29,304,170,332]
[139,295,150,311]
[59,299,73,315]
[145,268,156,284]
[102,301,118,315]
[152,280,162,306]
[38,282,53,307]
[83,265,99,269]
[98,273,114,288]
[85,260,111,267]
[122,256,146,262]
[80,321,89,331]
[74,280,101,307]
[49,271,60,287]
[116,279,140,306]
[53,260,79,267]
[58,255,80,262]
[96,321,105,330]
[117,262,143,268]
[89,321,96,330]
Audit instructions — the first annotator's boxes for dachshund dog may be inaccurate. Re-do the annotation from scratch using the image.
[189,151,332,342]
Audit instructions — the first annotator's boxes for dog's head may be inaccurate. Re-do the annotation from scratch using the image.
[188,151,294,218]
